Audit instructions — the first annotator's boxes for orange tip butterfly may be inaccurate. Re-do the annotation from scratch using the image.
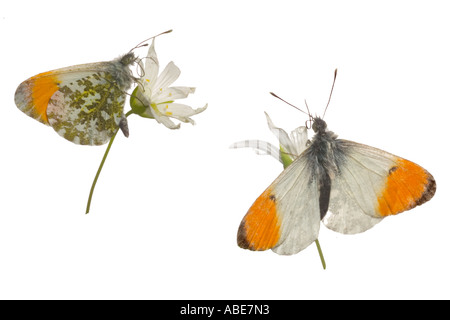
[237,69,436,256]
[14,30,172,146]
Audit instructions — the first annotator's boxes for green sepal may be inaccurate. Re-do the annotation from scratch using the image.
[280,145,294,169]
[129,87,154,119]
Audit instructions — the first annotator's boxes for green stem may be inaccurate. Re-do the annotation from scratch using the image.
[85,111,134,214]
[315,239,326,270]
[85,130,118,214]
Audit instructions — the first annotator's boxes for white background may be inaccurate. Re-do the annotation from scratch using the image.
[1,0,448,299]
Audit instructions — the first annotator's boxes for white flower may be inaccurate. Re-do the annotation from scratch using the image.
[134,39,207,129]
[231,112,308,167]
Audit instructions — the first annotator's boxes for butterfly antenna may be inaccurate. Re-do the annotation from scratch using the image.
[304,99,313,128]
[135,57,147,77]
[270,92,309,116]
[323,68,337,119]
[129,29,173,52]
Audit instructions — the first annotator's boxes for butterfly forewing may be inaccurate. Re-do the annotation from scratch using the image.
[238,153,321,255]
[324,140,436,234]
[15,55,135,145]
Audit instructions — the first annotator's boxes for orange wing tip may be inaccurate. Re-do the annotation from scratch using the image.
[15,71,60,124]
[237,188,281,251]
[237,220,254,249]
[416,175,436,205]
[377,158,436,217]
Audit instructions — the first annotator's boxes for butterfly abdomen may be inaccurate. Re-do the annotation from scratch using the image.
[306,123,341,220]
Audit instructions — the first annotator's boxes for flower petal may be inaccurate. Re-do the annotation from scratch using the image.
[135,79,153,105]
[156,103,207,124]
[143,39,159,89]
[264,112,295,154]
[290,126,308,156]
[157,116,181,129]
[143,104,181,129]
[159,102,207,117]
[153,61,181,94]
[230,140,282,162]
[155,86,196,102]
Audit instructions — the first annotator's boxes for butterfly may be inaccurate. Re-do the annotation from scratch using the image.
[237,70,436,255]
[14,30,171,145]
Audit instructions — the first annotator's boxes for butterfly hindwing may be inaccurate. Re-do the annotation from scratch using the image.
[46,68,127,145]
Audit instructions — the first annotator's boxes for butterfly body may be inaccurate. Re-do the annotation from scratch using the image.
[301,117,338,220]
[238,116,436,255]
[15,53,137,145]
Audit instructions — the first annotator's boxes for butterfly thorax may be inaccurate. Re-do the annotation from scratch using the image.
[107,52,137,90]
[308,117,340,174]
